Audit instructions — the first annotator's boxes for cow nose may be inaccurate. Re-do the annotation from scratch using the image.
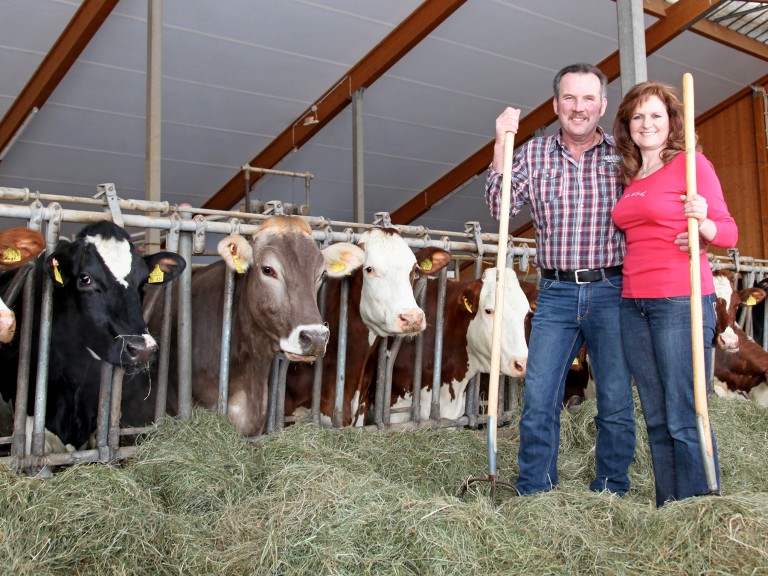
[0,311,16,344]
[510,358,527,378]
[299,327,330,357]
[717,328,739,352]
[396,308,426,333]
[121,334,158,365]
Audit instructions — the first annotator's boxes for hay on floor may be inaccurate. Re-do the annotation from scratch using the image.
[0,396,766,575]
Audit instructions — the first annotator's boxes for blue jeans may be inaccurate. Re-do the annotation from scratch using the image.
[517,275,636,495]
[620,294,721,507]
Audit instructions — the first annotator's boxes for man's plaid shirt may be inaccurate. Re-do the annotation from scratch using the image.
[484,127,626,271]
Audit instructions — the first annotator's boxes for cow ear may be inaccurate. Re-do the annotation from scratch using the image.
[413,247,452,278]
[740,287,766,307]
[0,227,45,270]
[144,252,186,285]
[217,234,253,274]
[458,281,482,318]
[322,243,365,277]
[44,240,73,287]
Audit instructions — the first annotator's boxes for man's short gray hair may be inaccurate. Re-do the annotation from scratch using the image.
[553,63,608,100]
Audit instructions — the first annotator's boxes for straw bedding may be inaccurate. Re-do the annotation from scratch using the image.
[1,395,766,575]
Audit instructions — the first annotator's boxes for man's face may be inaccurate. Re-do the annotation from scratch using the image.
[553,72,607,140]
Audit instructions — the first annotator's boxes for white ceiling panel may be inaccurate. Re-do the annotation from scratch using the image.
[1,0,766,245]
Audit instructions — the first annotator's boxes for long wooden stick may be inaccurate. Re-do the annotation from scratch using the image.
[683,72,718,493]
[486,130,515,478]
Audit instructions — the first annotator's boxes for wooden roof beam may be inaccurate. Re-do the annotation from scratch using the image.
[203,0,467,211]
[0,0,119,162]
[390,0,724,224]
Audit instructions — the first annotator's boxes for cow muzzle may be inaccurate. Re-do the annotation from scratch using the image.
[508,357,527,378]
[0,310,16,344]
[395,308,426,334]
[118,334,158,365]
[282,325,330,362]
[716,327,739,353]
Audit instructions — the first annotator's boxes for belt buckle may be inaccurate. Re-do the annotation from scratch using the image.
[574,268,590,284]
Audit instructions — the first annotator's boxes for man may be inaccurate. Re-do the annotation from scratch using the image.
[485,63,635,495]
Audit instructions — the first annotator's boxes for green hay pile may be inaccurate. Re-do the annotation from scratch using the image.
[1,397,767,575]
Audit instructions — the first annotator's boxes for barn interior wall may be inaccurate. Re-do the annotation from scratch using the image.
[698,80,768,260]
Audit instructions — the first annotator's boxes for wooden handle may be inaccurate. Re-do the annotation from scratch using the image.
[683,72,718,493]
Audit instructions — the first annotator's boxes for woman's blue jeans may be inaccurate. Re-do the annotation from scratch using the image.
[516,275,636,495]
[620,294,721,507]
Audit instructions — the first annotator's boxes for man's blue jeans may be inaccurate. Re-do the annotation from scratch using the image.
[620,294,720,507]
[516,275,636,495]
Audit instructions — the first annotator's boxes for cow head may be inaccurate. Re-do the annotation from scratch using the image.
[465,267,529,378]
[217,216,364,362]
[712,270,766,353]
[44,221,186,367]
[356,228,450,339]
[1,227,45,344]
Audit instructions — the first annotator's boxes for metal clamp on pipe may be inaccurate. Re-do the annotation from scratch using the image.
[94,183,124,228]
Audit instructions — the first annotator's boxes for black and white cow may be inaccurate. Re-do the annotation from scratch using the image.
[0,220,186,449]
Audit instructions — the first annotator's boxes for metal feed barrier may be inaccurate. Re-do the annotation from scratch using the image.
[0,185,766,473]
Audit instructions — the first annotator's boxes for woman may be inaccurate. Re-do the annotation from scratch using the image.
[612,81,738,507]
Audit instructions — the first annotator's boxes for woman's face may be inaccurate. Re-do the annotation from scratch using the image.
[629,94,669,152]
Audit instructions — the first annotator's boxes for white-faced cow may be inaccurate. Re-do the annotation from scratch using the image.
[712,270,768,406]
[283,230,451,427]
[0,220,186,449]
[386,266,529,423]
[1,227,46,343]
[130,215,367,437]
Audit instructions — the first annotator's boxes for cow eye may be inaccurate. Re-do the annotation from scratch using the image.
[484,307,493,316]
[261,266,275,277]
[365,266,374,274]
[79,274,91,286]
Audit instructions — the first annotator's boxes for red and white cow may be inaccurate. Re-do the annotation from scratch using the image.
[283,230,451,427]
[0,227,45,343]
[131,215,367,437]
[712,270,768,406]
[386,267,529,423]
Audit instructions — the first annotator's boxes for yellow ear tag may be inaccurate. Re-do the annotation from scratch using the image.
[2,246,21,263]
[746,295,757,306]
[148,264,165,284]
[229,244,245,274]
[52,258,63,285]
[462,295,473,314]
[572,358,579,366]
[420,258,433,271]
[331,260,347,274]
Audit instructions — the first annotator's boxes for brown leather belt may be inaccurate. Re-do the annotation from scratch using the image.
[539,265,623,284]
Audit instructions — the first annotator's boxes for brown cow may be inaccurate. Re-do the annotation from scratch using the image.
[712,270,768,406]
[283,230,451,427]
[0,227,46,343]
[129,216,366,436]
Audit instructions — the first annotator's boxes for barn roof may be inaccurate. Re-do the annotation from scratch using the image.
[1,0,767,237]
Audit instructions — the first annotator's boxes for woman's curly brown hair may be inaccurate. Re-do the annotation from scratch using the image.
[612,81,700,186]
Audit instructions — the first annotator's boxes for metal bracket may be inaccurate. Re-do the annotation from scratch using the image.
[519,243,530,273]
[192,214,207,254]
[94,183,124,227]
[373,212,392,228]
[728,248,740,276]
[263,200,285,216]
[465,221,484,258]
